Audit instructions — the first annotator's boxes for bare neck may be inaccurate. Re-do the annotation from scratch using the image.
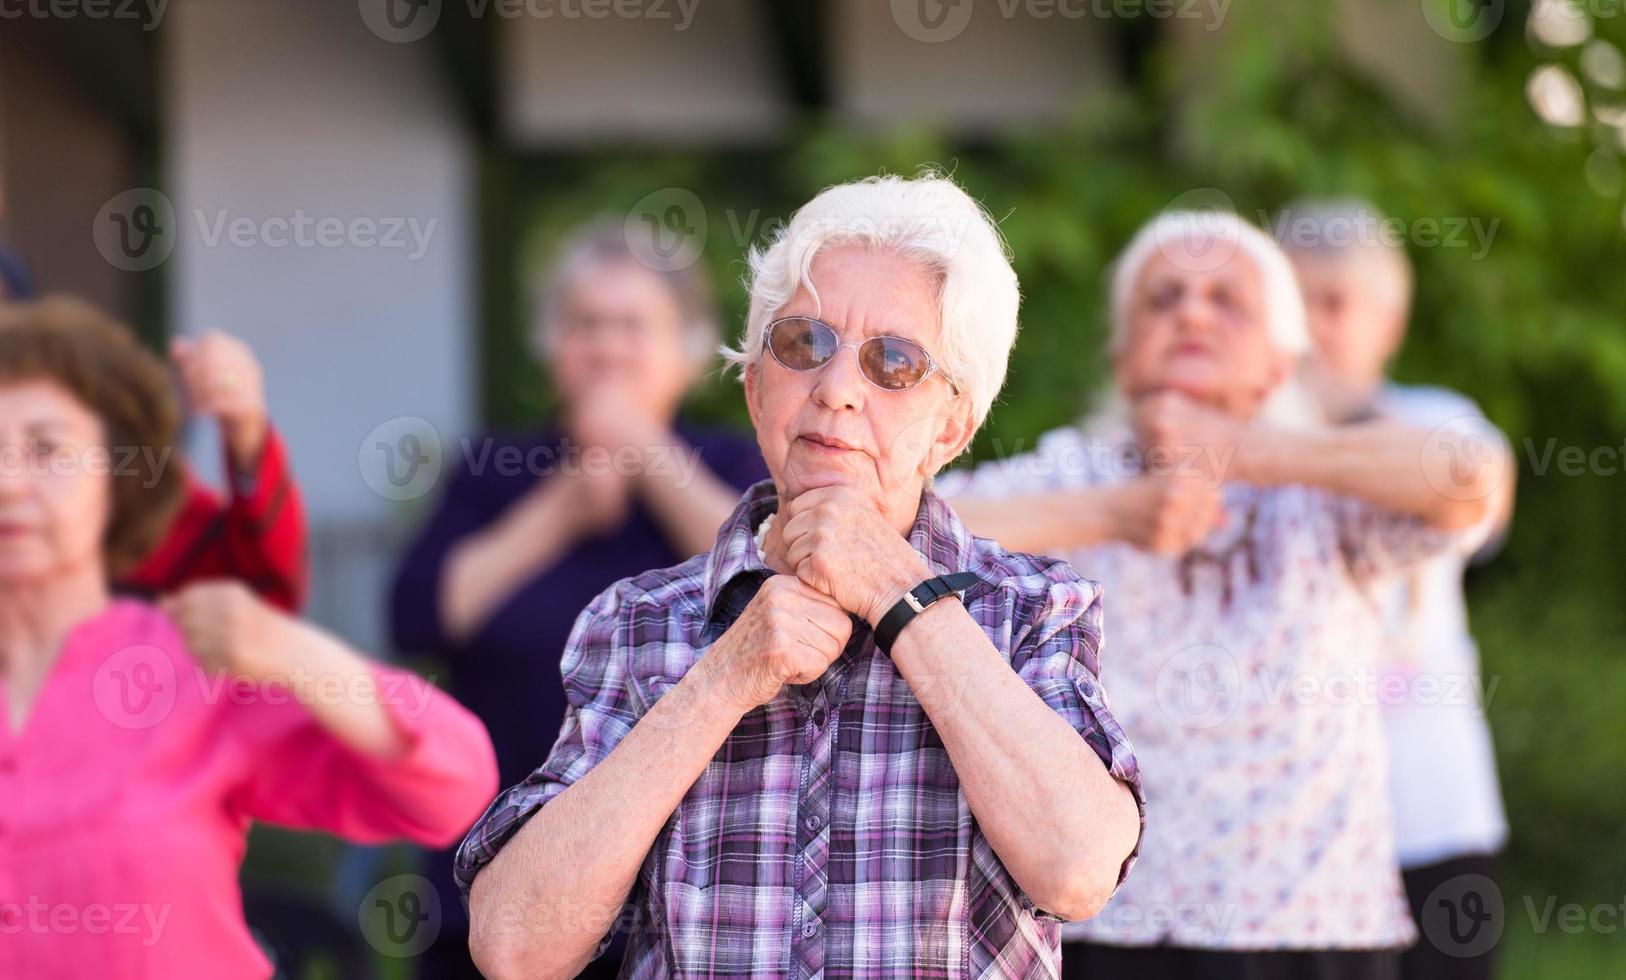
[0,561,111,700]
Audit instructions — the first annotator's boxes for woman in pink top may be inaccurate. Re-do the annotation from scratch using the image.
[0,297,499,979]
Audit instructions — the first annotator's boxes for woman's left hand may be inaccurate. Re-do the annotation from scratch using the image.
[777,486,930,626]
[162,581,295,685]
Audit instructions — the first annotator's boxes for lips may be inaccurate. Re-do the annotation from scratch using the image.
[797,432,863,453]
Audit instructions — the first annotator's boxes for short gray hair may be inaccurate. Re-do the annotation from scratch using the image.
[1273,197,1415,315]
[1108,209,1311,358]
[721,172,1021,431]
[530,218,720,368]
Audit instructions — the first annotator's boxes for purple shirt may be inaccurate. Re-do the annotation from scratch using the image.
[455,480,1145,978]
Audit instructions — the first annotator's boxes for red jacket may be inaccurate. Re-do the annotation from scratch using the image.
[120,427,309,612]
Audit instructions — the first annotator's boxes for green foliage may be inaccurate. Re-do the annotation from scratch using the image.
[491,6,1626,957]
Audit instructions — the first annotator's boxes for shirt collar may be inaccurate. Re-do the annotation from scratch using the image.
[702,478,980,621]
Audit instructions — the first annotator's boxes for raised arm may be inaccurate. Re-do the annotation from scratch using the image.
[632,429,752,558]
[463,575,851,980]
[1136,391,1507,530]
[950,476,1221,557]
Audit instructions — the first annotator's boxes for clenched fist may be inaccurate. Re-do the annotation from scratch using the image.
[161,581,293,684]
[171,331,269,471]
[1106,474,1224,555]
[707,574,854,712]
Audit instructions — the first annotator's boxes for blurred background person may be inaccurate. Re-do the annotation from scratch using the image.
[0,297,497,980]
[1279,198,1516,980]
[944,212,1508,980]
[389,219,767,978]
[119,329,310,612]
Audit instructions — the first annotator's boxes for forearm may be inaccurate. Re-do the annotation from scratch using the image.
[951,486,1128,554]
[278,620,413,759]
[1236,420,1500,528]
[888,601,1138,919]
[637,435,742,557]
[441,483,578,642]
[469,656,746,980]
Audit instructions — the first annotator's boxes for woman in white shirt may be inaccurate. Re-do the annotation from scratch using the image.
[1279,198,1515,980]
[942,211,1509,980]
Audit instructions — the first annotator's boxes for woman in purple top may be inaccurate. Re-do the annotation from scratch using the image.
[389,220,767,979]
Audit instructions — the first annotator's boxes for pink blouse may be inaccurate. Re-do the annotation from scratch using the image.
[0,600,498,979]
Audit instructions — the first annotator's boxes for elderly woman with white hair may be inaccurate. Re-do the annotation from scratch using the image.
[455,174,1145,979]
[945,211,1508,980]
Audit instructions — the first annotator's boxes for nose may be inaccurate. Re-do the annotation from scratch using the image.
[809,343,867,413]
[1174,289,1217,336]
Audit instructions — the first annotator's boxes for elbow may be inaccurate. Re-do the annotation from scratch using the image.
[1029,859,1121,922]
[469,891,585,980]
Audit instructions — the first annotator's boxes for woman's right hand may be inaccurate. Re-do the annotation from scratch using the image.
[704,575,853,713]
[1106,475,1223,555]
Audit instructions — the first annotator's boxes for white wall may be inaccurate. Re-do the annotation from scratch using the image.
[165,0,475,648]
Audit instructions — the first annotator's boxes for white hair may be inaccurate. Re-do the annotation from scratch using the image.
[1095,209,1322,430]
[1273,197,1415,315]
[721,172,1020,431]
[529,219,720,369]
[1108,209,1311,358]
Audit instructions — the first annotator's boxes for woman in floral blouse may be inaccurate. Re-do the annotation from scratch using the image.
[944,211,1508,980]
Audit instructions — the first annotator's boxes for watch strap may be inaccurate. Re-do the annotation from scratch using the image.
[874,571,980,653]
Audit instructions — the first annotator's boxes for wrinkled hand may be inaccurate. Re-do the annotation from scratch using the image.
[776,486,931,626]
[171,331,269,470]
[1132,391,1246,481]
[708,574,854,712]
[161,581,294,684]
[1107,474,1224,555]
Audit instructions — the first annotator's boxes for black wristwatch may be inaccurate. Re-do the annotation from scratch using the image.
[873,572,980,654]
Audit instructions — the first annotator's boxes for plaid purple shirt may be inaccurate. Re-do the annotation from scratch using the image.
[454,480,1144,978]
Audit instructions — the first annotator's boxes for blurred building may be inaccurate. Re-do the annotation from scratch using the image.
[0,0,1465,648]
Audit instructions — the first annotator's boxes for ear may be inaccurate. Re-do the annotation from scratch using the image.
[923,391,978,476]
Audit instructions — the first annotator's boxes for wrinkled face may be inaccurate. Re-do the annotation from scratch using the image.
[545,258,697,416]
[1115,245,1290,417]
[1292,256,1406,393]
[745,245,973,528]
[0,379,111,584]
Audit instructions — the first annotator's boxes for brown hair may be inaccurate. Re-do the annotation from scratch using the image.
[0,296,185,575]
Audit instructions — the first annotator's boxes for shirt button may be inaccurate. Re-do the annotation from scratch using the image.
[805,815,822,831]
[811,708,826,727]
[802,921,818,939]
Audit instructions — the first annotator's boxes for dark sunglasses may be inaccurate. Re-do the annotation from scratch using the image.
[763,316,956,393]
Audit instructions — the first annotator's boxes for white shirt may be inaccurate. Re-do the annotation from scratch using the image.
[938,425,1469,950]
[1372,384,1509,867]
